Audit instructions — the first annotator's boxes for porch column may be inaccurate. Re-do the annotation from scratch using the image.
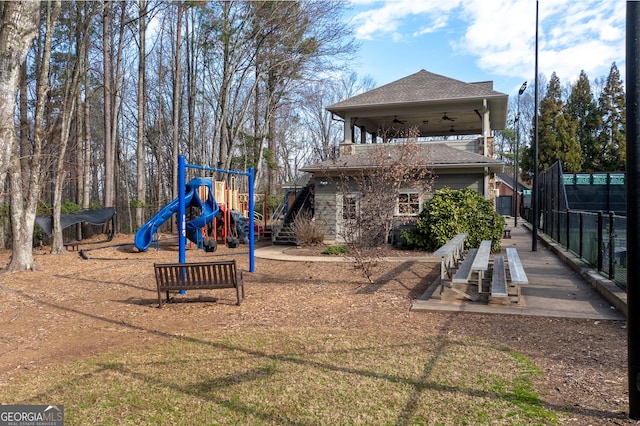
[482,99,491,156]
[339,114,356,155]
[342,114,355,144]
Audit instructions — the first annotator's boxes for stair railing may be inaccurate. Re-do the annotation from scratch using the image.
[271,187,312,241]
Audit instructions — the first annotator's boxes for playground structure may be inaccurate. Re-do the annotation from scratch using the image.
[134,155,255,272]
[134,177,252,253]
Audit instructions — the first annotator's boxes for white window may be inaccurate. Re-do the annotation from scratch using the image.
[396,191,421,216]
[336,192,361,243]
[342,194,359,220]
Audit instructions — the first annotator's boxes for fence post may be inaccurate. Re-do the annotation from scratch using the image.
[609,211,615,280]
[579,213,583,259]
[566,210,571,251]
[597,211,603,272]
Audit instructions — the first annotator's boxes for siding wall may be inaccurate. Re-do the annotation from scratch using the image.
[312,179,340,242]
[309,171,485,243]
[432,172,483,193]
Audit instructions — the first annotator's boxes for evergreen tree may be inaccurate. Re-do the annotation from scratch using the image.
[567,70,600,171]
[531,72,582,173]
[597,62,626,171]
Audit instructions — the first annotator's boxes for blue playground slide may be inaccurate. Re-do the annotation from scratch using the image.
[134,178,219,251]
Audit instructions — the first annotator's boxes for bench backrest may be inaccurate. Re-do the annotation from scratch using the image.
[433,233,467,257]
[154,260,239,289]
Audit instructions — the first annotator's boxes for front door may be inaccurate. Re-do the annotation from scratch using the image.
[496,195,513,216]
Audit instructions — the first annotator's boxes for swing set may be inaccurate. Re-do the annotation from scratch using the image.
[178,155,255,272]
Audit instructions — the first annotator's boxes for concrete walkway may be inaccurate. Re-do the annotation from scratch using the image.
[412,224,625,320]
[255,225,626,321]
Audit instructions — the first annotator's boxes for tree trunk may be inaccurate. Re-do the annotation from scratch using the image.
[171,0,184,233]
[171,1,183,208]
[0,2,39,256]
[52,0,89,254]
[103,1,114,208]
[82,20,92,212]
[135,0,147,229]
[0,1,39,204]
[2,2,46,271]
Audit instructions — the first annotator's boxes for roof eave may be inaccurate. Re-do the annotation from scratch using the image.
[326,94,507,116]
[301,162,504,174]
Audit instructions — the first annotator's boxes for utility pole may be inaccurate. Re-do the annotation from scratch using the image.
[514,81,527,227]
[626,0,640,419]
[532,0,539,252]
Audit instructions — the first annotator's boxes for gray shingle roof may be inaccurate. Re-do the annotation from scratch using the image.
[300,143,504,173]
[327,70,507,112]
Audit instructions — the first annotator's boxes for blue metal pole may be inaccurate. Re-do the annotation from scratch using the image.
[248,167,255,272]
[178,154,186,264]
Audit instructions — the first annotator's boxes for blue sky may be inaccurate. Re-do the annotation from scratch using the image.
[345,0,626,97]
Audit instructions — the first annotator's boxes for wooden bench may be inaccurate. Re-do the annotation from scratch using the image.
[506,248,528,285]
[433,233,467,280]
[154,260,244,308]
[64,241,79,251]
[503,228,511,239]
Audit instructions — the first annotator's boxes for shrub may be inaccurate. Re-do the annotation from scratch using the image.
[401,188,505,252]
[291,210,325,245]
[62,201,82,214]
[322,245,349,255]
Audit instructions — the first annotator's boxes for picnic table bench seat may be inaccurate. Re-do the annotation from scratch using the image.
[506,248,528,285]
[490,248,528,305]
[154,260,244,308]
[490,255,508,297]
[470,240,492,288]
[452,248,478,284]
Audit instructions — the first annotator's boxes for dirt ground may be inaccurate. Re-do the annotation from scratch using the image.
[0,233,633,424]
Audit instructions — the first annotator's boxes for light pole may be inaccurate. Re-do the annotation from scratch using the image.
[514,81,527,227]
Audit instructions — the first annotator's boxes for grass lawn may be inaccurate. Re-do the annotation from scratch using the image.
[1,327,558,425]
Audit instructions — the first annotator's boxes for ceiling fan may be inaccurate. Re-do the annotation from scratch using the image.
[441,112,457,122]
[392,116,407,124]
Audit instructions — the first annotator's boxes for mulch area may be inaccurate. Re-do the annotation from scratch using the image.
[0,233,634,424]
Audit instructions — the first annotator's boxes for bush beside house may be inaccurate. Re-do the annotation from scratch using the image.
[401,188,505,252]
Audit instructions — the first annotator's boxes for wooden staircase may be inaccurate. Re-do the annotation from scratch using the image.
[272,185,313,245]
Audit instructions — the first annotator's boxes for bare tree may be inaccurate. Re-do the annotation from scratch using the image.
[50,2,95,253]
[300,73,376,163]
[102,1,127,213]
[0,2,39,200]
[135,0,147,228]
[81,3,92,212]
[102,1,114,208]
[335,129,433,283]
[6,1,57,271]
[171,0,183,209]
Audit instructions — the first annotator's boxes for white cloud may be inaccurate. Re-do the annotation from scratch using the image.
[412,16,448,37]
[350,0,625,85]
[455,0,624,82]
[350,0,462,40]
